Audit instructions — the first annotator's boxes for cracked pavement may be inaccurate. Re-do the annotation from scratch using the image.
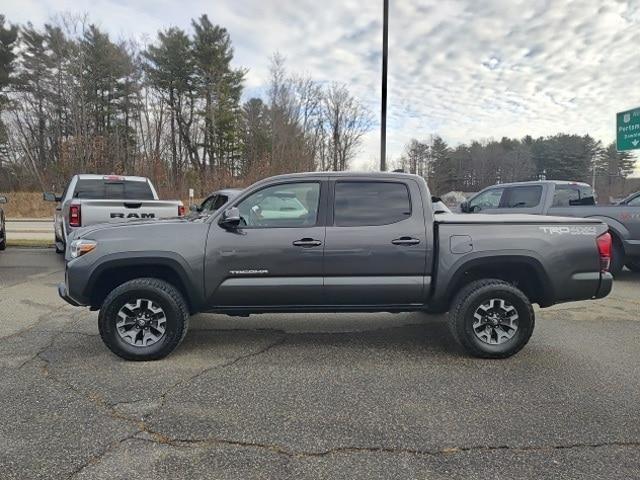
[0,248,639,479]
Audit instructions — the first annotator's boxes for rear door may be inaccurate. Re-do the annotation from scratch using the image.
[323,178,428,306]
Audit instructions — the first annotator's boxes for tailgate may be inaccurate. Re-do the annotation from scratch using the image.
[77,200,180,226]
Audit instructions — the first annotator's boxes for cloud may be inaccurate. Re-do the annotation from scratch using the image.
[3,0,640,171]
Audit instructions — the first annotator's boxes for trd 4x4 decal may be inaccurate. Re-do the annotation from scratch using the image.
[539,226,597,236]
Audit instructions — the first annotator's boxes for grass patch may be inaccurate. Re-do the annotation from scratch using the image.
[0,191,55,218]
[6,238,54,248]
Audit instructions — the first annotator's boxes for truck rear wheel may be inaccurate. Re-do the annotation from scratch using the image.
[450,279,534,359]
[98,278,189,361]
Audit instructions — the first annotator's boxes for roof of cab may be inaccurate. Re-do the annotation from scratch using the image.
[480,180,591,188]
[259,171,423,182]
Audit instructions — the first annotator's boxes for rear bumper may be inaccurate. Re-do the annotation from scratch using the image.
[595,272,613,299]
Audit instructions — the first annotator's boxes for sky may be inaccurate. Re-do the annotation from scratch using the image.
[3,0,640,172]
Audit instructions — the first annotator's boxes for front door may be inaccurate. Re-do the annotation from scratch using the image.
[205,180,326,308]
[323,178,428,306]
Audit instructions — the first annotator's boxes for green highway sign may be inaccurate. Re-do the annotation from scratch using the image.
[617,107,640,151]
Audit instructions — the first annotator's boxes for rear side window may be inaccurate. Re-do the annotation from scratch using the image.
[73,180,155,200]
[504,186,542,208]
[552,185,595,206]
[334,181,411,227]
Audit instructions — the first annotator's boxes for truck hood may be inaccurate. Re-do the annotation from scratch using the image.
[71,216,200,240]
[435,213,604,224]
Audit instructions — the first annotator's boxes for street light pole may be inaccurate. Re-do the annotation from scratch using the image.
[380,0,389,171]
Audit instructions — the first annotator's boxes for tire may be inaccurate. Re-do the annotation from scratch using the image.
[449,279,535,359]
[609,238,624,277]
[0,230,6,251]
[626,259,640,273]
[55,238,64,254]
[98,278,190,361]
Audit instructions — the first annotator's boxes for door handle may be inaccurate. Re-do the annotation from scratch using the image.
[392,237,420,246]
[292,238,322,247]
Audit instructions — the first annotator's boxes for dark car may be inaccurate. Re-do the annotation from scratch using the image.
[0,195,7,251]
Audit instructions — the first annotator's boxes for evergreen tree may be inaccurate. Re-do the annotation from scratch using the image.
[191,15,245,174]
[430,136,453,194]
[0,15,18,150]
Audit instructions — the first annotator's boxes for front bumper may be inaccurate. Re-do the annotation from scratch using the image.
[595,272,613,299]
[58,282,83,306]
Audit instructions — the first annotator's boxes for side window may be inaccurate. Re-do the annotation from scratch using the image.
[201,195,218,212]
[552,185,595,206]
[504,186,542,208]
[628,195,640,207]
[552,186,579,207]
[469,188,504,212]
[236,182,320,228]
[334,181,411,227]
[577,185,596,205]
[213,195,229,210]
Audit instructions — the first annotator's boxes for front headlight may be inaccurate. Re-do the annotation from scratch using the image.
[70,239,97,259]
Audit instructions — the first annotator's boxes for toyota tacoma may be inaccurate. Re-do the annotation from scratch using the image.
[58,172,613,360]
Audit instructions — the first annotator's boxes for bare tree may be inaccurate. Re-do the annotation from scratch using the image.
[322,82,373,171]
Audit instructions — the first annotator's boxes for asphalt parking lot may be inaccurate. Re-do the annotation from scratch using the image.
[0,248,639,479]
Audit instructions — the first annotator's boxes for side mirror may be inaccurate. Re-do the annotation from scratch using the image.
[0,195,7,204]
[43,192,61,202]
[219,207,241,229]
[189,204,201,213]
[460,201,470,213]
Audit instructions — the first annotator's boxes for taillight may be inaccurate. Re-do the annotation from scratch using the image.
[596,232,611,272]
[69,204,81,227]
[178,205,185,216]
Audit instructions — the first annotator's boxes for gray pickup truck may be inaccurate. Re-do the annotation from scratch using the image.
[58,172,613,361]
[461,180,640,274]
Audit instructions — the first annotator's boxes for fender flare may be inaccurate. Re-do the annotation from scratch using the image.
[583,215,629,251]
[431,252,555,311]
[83,251,203,310]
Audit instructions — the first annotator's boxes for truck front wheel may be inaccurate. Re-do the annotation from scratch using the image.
[450,279,535,359]
[98,278,190,361]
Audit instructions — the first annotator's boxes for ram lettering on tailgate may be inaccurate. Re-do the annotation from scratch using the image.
[110,213,156,219]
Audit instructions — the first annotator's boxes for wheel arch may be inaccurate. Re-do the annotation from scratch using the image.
[85,253,201,312]
[584,215,629,252]
[433,253,554,312]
